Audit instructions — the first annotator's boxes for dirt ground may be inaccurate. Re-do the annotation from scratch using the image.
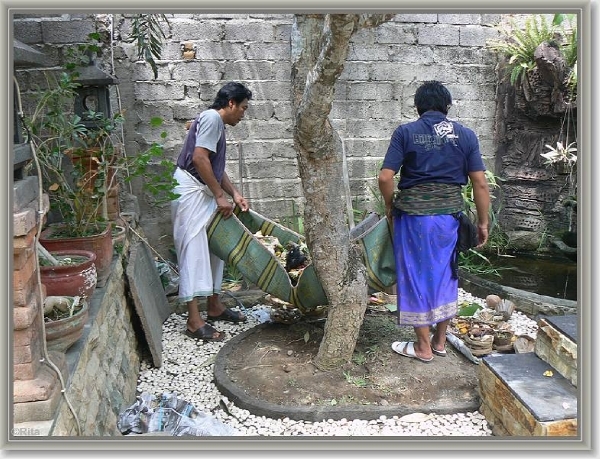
[220,302,481,413]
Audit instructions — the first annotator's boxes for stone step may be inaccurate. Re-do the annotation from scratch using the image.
[479,352,577,436]
[535,315,577,386]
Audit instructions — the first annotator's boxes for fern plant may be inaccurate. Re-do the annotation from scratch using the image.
[487,15,556,86]
[553,14,578,95]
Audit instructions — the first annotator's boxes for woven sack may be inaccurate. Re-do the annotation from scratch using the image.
[207,209,396,312]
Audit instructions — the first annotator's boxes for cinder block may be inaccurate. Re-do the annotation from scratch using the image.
[13,361,39,381]
[13,344,40,364]
[13,177,39,212]
[13,378,63,423]
[13,242,34,271]
[13,353,64,403]
[13,225,37,252]
[13,312,41,345]
[13,273,41,308]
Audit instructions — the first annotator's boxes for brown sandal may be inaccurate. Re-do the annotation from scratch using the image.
[185,323,225,341]
[207,308,247,324]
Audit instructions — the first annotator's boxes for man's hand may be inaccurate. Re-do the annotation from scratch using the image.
[476,224,489,248]
[216,195,234,218]
[233,193,249,212]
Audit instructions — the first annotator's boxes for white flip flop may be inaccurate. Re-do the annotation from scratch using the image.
[391,341,434,363]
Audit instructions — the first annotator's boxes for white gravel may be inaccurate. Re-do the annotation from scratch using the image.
[134,288,538,437]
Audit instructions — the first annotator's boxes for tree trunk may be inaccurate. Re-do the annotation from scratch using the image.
[290,14,393,370]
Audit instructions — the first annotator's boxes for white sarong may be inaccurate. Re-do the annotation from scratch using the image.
[171,167,224,302]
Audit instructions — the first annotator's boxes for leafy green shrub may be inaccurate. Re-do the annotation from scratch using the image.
[487,14,577,92]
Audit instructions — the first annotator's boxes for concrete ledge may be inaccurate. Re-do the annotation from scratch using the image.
[459,269,577,317]
[535,316,577,386]
[479,353,577,436]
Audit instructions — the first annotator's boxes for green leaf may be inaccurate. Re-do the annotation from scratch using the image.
[457,302,482,317]
[385,303,397,313]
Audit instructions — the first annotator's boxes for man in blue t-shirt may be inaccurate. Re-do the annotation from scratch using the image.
[378,80,490,362]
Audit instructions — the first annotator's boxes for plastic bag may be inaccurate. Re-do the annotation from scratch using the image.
[155,261,179,295]
[117,392,239,436]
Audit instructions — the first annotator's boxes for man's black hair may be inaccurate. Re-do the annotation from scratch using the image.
[414,80,452,116]
[209,81,253,110]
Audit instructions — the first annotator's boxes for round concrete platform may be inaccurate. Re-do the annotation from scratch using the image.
[213,323,481,422]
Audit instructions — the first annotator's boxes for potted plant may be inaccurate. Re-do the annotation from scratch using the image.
[23,28,178,289]
[43,295,90,353]
[38,246,98,300]
[487,14,577,107]
[25,68,122,287]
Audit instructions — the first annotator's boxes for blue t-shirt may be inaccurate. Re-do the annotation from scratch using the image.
[381,111,485,189]
[176,109,226,184]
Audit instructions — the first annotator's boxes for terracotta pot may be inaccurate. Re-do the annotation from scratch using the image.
[44,298,89,353]
[65,147,118,191]
[65,147,120,220]
[39,223,113,287]
[40,249,97,299]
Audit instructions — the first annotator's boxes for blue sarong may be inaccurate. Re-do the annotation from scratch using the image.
[393,212,459,326]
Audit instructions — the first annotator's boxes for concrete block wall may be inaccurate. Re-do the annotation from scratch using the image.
[13,11,503,257]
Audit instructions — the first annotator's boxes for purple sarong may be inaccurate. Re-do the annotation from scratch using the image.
[393,213,459,326]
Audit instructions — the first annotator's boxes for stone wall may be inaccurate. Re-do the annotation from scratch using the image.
[12,177,142,436]
[49,255,142,436]
[13,12,503,257]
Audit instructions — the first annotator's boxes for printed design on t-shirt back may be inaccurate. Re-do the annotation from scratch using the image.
[413,120,459,151]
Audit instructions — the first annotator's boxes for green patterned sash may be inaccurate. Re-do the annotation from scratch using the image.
[393,183,464,215]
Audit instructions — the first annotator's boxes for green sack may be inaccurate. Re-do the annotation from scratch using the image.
[207,209,396,312]
[349,213,396,292]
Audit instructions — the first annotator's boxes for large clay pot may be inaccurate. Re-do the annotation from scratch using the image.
[39,223,113,287]
[40,250,97,300]
[44,297,89,353]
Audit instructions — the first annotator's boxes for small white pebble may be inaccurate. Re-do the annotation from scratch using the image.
[131,297,532,436]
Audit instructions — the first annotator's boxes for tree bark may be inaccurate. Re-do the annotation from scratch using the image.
[290,14,393,370]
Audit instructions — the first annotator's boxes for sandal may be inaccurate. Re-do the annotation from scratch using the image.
[207,308,247,324]
[430,333,447,357]
[391,341,434,363]
[185,323,225,342]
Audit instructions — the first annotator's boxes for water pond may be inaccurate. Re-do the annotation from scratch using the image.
[476,253,577,301]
